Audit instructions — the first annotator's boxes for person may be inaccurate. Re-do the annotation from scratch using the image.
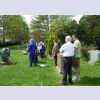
[25,42,29,54]
[35,42,38,63]
[28,39,37,67]
[72,34,81,81]
[37,42,40,55]
[52,40,59,66]
[40,42,45,59]
[59,36,74,85]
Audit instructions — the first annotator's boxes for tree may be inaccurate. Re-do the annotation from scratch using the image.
[0,15,30,44]
[44,34,61,55]
[79,15,100,48]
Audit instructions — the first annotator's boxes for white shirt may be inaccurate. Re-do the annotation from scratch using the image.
[59,42,74,57]
[39,45,42,49]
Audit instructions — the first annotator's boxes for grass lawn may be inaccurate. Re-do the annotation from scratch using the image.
[0,47,100,86]
[0,51,62,86]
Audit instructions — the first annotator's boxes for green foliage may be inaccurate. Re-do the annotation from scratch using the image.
[44,34,61,55]
[81,42,97,61]
[31,30,48,42]
[0,15,30,43]
[30,15,49,30]
[79,15,100,47]
[93,59,100,67]
[30,15,75,44]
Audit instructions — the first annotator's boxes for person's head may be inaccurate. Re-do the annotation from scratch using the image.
[65,36,72,43]
[53,40,57,44]
[26,43,28,46]
[30,39,34,43]
[40,42,42,45]
[72,34,78,41]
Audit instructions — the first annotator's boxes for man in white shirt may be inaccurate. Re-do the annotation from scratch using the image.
[59,36,74,85]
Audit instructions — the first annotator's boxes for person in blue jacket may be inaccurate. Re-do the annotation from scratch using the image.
[40,42,45,59]
[28,39,37,67]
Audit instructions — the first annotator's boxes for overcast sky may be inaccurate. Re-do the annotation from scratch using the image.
[23,15,83,26]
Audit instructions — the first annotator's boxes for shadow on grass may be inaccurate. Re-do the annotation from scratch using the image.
[0,62,18,66]
[73,76,100,86]
[12,62,18,65]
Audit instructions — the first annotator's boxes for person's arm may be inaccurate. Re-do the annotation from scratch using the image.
[74,42,78,55]
[59,44,65,52]
[74,47,77,55]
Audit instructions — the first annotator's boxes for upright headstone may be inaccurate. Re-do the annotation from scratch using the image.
[56,53,63,74]
[88,50,100,63]
[0,48,10,64]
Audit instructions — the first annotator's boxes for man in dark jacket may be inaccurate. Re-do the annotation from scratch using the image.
[52,40,59,66]
[40,42,45,59]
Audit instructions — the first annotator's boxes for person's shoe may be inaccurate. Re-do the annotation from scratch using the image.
[72,76,80,82]
[68,79,73,85]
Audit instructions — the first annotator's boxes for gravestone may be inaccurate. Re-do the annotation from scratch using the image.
[56,53,63,74]
[88,50,100,63]
[0,48,10,65]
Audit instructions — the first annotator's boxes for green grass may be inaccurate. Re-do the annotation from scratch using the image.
[0,51,62,86]
[73,60,100,86]
[0,50,100,86]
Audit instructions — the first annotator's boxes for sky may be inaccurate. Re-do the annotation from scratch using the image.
[23,15,83,26]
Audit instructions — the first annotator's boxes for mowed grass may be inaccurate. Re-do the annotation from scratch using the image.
[0,51,62,86]
[0,50,100,86]
[73,60,100,86]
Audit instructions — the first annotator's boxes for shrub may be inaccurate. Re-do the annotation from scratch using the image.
[93,59,100,67]
[44,34,61,55]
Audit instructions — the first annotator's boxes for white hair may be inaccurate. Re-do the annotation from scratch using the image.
[65,36,72,41]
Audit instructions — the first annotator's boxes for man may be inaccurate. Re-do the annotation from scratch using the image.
[52,40,59,66]
[72,34,81,81]
[28,39,37,67]
[40,42,46,59]
[59,36,74,85]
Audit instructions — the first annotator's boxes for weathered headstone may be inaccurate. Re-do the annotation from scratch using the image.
[0,48,10,65]
[56,53,63,74]
[88,50,100,63]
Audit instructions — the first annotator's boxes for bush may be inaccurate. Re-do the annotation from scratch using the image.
[44,34,61,55]
[81,42,97,62]
[93,59,100,67]
[0,42,19,47]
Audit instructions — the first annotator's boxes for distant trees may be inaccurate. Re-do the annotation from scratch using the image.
[30,15,76,43]
[0,15,30,44]
[78,15,100,48]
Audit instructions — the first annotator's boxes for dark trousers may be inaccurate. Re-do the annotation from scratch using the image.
[62,57,72,84]
[36,53,38,63]
[40,49,44,58]
[54,56,57,66]
[29,55,36,66]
